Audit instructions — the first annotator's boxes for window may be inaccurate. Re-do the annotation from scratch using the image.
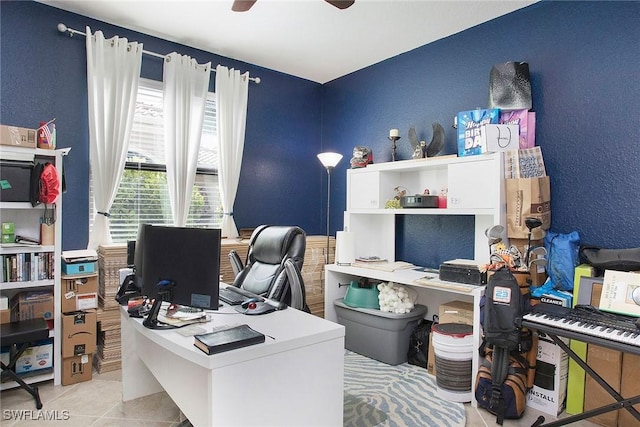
[89,78,221,243]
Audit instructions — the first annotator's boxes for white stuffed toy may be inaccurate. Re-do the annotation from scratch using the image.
[377,282,416,314]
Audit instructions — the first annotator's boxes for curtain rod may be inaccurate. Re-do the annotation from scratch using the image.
[57,23,261,84]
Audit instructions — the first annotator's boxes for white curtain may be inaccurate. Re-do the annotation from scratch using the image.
[163,53,211,226]
[86,26,143,249]
[215,65,249,238]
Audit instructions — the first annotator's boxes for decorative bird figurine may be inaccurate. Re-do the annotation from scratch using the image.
[408,122,445,158]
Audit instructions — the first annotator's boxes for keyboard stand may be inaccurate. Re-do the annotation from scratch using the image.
[523,324,640,427]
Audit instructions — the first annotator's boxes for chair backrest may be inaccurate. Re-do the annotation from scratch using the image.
[232,225,307,307]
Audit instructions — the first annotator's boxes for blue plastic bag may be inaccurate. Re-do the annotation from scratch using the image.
[544,231,580,291]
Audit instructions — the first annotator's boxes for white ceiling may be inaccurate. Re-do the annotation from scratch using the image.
[39,0,537,84]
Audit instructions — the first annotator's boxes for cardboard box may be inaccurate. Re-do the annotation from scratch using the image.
[526,333,569,416]
[438,300,474,325]
[10,290,54,321]
[619,353,640,427]
[61,249,98,276]
[0,309,10,324]
[0,339,53,374]
[2,222,15,235]
[62,311,97,358]
[61,354,93,385]
[61,261,97,276]
[0,295,8,310]
[2,234,14,244]
[584,345,622,427]
[61,274,98,313]
[599,270,640,317]
[0,125,37,148]
[427,333,436,376]
[535,290,572,308]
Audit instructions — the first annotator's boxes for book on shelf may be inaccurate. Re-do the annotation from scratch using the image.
[14,235,40,245]
[194,324,265,355]
[1,252,54,283]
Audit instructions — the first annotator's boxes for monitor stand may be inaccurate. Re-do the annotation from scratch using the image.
[143,288,175,330]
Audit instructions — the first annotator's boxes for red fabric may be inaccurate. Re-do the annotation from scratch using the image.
[39,163,59,204]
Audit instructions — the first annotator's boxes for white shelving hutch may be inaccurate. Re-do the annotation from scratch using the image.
[1,145,69,388]
[324,151,506,407]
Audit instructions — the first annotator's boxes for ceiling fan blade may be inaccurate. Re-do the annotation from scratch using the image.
[325,0,355,10]
[232,0,257,12]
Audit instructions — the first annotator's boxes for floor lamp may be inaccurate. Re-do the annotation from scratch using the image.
[317,152,343,265]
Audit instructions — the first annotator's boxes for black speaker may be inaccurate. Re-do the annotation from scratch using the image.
[127,240,135,267]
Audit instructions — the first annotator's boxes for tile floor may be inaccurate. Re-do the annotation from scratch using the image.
[1,369,600,426]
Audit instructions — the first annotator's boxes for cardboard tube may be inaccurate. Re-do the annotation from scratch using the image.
[40,223,55,245]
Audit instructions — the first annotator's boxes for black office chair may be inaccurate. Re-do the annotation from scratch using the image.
[0,318,50,409]
[228,225,309,312]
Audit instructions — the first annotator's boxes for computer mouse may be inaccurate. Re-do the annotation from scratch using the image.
[241,298,261,309]
[235,301,276,315]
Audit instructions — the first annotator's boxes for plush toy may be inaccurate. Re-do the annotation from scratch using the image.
[377,282,416,314]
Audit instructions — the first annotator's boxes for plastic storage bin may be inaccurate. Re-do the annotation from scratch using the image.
[334,299,427,365]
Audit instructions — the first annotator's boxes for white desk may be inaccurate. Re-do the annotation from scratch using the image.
[121,300,345,427]
[324,264,484,407]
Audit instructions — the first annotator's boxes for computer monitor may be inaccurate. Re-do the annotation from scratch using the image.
[133,224,221,329]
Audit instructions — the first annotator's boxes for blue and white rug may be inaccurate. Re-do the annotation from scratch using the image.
[344,351,466,427]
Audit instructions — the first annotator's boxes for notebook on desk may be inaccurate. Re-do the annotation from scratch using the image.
[193,324,265,355]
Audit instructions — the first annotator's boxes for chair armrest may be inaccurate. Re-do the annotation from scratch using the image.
[228,250,244,277]
[284,258,306,311]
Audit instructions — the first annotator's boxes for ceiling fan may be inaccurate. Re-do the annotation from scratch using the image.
[232,0,355,12]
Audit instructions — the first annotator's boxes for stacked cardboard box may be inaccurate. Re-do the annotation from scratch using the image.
[60,267,98,385]
[61,311,96,385]
[95,244,128,373]
[2,222,15,244]
[61,274,98,313]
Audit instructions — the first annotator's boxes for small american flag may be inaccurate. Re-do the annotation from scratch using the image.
[38,118,56,148]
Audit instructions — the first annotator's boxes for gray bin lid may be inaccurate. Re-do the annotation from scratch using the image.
[334,299,427,319]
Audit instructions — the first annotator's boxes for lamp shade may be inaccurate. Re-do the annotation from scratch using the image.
[317,152,343,169]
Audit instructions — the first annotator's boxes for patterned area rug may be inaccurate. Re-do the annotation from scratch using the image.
[344,351,466,427]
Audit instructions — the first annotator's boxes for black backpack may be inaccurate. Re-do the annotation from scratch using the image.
[477,266,530,425]
[483,266,526,351]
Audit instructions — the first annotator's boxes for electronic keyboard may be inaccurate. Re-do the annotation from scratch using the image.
[522,303,640,355]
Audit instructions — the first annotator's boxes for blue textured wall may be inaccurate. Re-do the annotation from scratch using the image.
[2,1,639,266]
[323,1,640,267]
[0,1,324,250]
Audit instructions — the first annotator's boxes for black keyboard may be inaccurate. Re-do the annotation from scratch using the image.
[218,286,264,305]
[523,304,640,353]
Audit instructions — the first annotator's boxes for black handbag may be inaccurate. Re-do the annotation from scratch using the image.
[488,61,532,111]
[407,316,436,368]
